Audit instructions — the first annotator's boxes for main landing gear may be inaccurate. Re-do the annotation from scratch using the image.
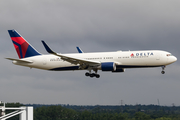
[85,72,100,78]
[161,66,166,74]
[85,68,100,78]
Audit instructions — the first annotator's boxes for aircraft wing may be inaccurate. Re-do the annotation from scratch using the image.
[55,53,100,66]
[6,58,33,63]
[41,41,100,68]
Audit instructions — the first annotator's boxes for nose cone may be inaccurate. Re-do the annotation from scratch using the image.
[170,56,177,63]
[174,56,177,62]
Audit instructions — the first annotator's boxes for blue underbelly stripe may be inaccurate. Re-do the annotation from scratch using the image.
[49,66,79,71]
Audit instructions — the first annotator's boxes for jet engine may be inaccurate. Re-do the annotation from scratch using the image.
[101,62,116,71]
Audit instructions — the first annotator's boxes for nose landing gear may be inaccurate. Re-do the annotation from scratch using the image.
[161,66,166,74]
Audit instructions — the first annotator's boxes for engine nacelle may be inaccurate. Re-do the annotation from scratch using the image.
[112,68,125,72]
[101,62,116,71]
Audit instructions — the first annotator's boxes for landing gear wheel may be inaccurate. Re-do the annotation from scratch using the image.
[161,66,166,74]
[90,74,94,78]
[95,74,100,78]
[85,72,90,76]
[85,72,100,78]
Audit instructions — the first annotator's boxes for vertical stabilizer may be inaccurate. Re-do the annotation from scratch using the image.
[8,30,41,59]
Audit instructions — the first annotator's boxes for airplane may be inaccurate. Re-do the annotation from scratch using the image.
[6,29,177,78]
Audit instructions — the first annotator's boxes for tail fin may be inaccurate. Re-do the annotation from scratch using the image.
[8,30,41,59]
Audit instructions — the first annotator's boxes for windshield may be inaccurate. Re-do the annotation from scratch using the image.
[166,54,173,56]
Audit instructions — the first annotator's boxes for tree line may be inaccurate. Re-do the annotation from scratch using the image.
[1,103,180,120]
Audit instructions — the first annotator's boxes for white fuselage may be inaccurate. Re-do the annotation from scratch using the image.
[12,50,177,71]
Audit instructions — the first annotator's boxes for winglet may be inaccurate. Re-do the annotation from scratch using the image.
[41,40,56,54]
[76,47,84,53]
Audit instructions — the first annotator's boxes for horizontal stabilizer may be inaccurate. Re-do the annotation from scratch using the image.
[6,58,33,63]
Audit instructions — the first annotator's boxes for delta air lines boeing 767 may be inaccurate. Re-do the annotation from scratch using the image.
[6,30,177,78]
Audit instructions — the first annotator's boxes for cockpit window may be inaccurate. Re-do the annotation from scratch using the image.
[167,54,172,56]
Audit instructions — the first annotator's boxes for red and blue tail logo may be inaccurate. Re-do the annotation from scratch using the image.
[8,30,41,59]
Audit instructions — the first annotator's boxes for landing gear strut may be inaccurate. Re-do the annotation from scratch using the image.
[161,66,166,74]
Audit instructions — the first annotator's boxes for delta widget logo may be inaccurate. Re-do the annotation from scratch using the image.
[130,52,154,57]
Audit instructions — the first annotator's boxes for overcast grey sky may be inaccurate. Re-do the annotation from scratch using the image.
[0,0,180,106]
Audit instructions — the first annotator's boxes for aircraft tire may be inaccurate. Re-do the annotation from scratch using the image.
[85,72,90,76]
[161,71,165,74]
[85,73,100,78]
[95,74,100,78]
[90,74,94,78]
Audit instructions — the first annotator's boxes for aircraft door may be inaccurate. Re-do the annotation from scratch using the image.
[156,53,161,60]
[43,58,47,65]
